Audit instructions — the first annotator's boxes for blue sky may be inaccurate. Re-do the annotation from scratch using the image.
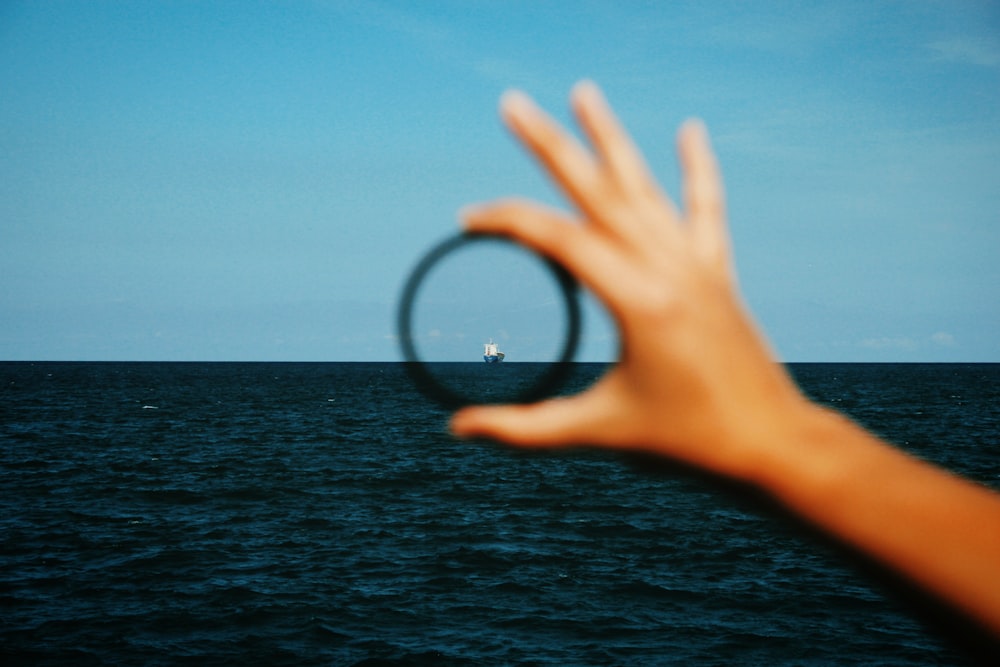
[2,0,998,361]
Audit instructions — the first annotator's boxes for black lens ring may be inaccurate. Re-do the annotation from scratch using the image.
[397,232,581,409]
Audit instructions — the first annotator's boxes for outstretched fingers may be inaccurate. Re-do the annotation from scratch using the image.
[502,87,672,245]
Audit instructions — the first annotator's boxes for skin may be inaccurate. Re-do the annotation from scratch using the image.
[449,81,1000,638]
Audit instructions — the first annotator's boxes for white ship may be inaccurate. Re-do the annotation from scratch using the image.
[483,339,505,363]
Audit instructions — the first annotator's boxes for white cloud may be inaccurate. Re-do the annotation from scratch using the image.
[927,37,1000,67]
[859,336,919,351]
[858,333,959,353]
[931,331,957,347]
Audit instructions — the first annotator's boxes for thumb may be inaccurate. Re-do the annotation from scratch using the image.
[449,385,619,448]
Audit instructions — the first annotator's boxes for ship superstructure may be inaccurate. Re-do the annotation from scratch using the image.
[483,339,505,363]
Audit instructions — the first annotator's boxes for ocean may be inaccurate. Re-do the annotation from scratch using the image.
[2,362,997,665]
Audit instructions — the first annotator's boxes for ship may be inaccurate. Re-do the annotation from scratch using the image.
[483,338,505,363]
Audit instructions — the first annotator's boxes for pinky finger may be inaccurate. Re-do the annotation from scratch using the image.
[678,120,730,268]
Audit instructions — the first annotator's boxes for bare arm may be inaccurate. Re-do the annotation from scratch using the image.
[450,81,1000,636]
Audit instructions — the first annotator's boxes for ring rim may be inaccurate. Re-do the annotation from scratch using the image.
[397,232,581,408]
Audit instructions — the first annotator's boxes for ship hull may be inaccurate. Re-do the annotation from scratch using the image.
[483,339,505,363]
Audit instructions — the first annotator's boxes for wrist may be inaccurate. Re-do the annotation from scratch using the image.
[742,399,886,507]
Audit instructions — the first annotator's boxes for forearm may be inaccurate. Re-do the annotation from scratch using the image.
[749,403,1000,635]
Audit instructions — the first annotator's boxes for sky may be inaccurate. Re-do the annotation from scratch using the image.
[1,0,998,362]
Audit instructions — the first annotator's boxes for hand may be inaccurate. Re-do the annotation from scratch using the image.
[451,81,812,483]
[449,82,1000,644]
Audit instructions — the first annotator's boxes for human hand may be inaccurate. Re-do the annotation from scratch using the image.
[450,81,813,483]
[449,83,1000,643]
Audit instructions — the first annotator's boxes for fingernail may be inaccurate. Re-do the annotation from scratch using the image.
[682,118,708,140]
[449,410,473,437]
[499,89,534,122]
[457,205,483,228]
[571,79,601,104]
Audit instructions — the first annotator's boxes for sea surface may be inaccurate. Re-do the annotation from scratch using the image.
[2,362,998,665]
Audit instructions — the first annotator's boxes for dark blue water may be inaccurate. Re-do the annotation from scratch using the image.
[2,362,997,665]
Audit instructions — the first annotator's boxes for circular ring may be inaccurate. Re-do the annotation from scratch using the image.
[397,232,580,408]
